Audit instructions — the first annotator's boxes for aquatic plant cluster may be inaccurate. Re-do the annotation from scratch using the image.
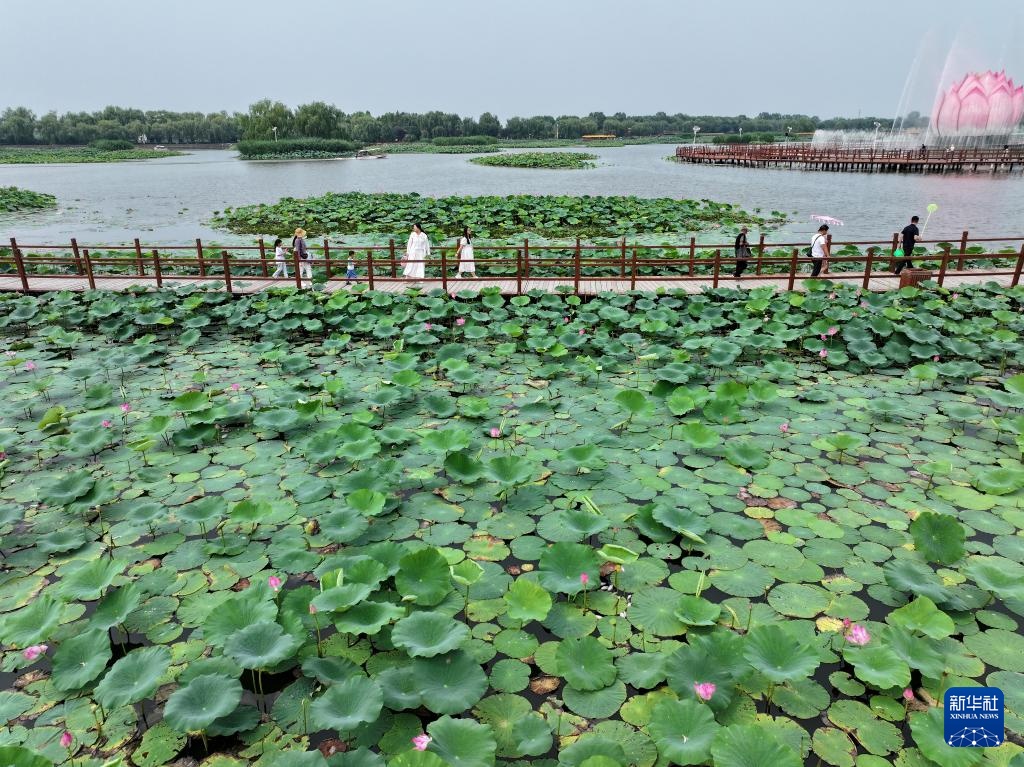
[469,153,599,170]
[211,192,773,240]
[0,186,57,213]
[0,147,183,164]
[236,140,362,161]
[0,280,1022,767]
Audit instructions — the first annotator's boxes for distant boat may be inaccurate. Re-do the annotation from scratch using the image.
[356,149,385,159]
[153,145,169,151]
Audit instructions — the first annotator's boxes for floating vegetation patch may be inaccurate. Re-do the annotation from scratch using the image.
[0,186,57,213]
[470,152,599,170]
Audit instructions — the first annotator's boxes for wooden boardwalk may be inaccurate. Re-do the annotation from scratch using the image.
[0,270,1012,296]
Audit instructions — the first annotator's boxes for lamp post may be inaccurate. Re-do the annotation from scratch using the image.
[786,126,792,143]
[692,126,701,145]
[272,126,278,142]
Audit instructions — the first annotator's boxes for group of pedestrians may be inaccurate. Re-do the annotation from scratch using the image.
[271,224,476,285]
[732,214,922,280]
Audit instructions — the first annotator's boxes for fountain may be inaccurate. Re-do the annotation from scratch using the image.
[927,70,1024,146]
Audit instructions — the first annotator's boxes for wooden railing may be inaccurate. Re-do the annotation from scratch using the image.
[676,144,1024,165]
[2,234,1023,295]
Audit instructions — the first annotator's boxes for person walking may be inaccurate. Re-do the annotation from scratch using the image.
[810,224,829,277]
[894,215,919,275]
[454,226,476,279]
[292,228,312,282]
[733,226,751,280]
[403,223,430,281]
[272,238,288,279]
[345,250,358,286]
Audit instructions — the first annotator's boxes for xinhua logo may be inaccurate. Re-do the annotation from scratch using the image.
[944,687,1004,748]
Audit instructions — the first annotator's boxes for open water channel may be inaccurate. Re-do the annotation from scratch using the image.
[2,144,1022,246]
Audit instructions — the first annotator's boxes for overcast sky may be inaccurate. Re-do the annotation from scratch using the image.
[4,0,1023,118]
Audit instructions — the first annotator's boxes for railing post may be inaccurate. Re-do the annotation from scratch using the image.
[367,250,375,290]
[688,237,696,274]
[958,230,968,270]
[630,247,638,290]
[937,246,950,286]
[862,248,874,290]
[323,238,332,279]
[788,249,798,291]
[712,249,721,288]
[152,249,163,288]
[889,232,898,271]
[83,248,96,289]
[196,238,207,277]
[756,233,765,275]
[9,238,29,292]
[619,237,626,277]
[574,238,581,295]
[257,238,269,277]
[516,250,523,295]
[441,247,448,293]
[133,238,146,276]
[71,238,84,275]
[1012,245,1024,287]
[524,238,530,278]
[389,239,397,278]
[221,250,233,294]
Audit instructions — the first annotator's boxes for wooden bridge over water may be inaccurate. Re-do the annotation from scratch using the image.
[2,234,1021,296]
[675,145,1024,173]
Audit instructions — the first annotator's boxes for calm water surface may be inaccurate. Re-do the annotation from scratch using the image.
[2,145,1022,246]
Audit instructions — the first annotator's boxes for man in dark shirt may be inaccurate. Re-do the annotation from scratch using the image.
[734,226,750,280]
[894,216,919,275]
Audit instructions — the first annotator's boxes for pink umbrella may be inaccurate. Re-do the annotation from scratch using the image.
[811,214,844,227]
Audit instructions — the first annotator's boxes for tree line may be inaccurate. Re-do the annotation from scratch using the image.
[0,101,927,145]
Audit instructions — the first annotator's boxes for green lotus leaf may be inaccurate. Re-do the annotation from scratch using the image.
[333,600,405,635]
[964,556,1024,601]
[844,645,911,689]
[396,547,453,606]
[389,752,450,767]
[973,466,1024,495]
[205,705,261,737]
[320,508,370,543]
[224,621,300,669]
[650,505,708,543]
[263,750,330,767]
[450,559,484,588]
[59,557,124,600]
[744,624,820,683]
[674,595,721,626]
[51,628,112,691]
[647,698,719,766]
[614,389,648,416]
[484,456,535,487]
[538,542,601,595]
[345,488,387,516]
[886,596,954,639]
[42,469,95,506]
[911,707,983,767]
[444,451,484,483]
[228,499,272,523]
[679,422,721,450]
[203,587,279,647]
[426,715,497,767]
[710,723,802,767]
[392,612,470,658]
[36,527,88,555]
[421,427,472,454]
[628,587,686,636]
[724,439,770,470]
[559,738,628,767]
[0,746,53,767]
[666,388,696,416]
[310,676,383,733]
[412,650,488,715]
[503,579,552,624]
[163,674,243,733]
[1,594,62,646]
[596,545,639,566]
[909,512,966,565]
[172,391,210,412]
[95,645,171,709]
[556,636,617,691]
[300,656,362,684]
[560,444,606,469]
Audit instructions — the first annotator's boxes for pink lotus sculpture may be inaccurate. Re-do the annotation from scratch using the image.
[932,70,1024,136]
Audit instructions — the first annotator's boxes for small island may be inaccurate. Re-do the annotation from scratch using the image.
[470,151,599,169]
[0,185,57,212]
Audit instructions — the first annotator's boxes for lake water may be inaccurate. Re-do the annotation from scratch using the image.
[2,145,1022,246]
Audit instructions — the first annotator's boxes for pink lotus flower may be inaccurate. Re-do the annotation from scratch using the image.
[951,292,960,300]
[24,361,36,372]
[903,688,914,701]
[580,573,589,586]
[827,326,839,336]
[456,317,466,326]
[120,403,131,414]
[819,349,828,358]
[412,734,431,751]
[860,301,868,308]
[268,575,282,592]
[101,420,112,428]
[578,329,585,336]
[60,732,73,749]
[842,618,851,629]
[0,451,6,461]
[828,292,837,300]
[3,351,14,357]
[694,682,716,701]
[230,383,241,391]
[845,624,871,645]
[779,423,789,433]
[932,70,1024,136]
[820,334,827,341]
[308,603,318,615]
[23,644,48,661]
[564,316,570,323]
[489,427,501,438]
[423,322,432,331]
[933,355,940,362]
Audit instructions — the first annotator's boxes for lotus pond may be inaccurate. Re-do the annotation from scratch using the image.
[1,281,1023,767]
[469,154,599,170]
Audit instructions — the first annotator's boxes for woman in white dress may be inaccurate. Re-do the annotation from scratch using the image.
[454,226,476,279]
[403,223,430,281]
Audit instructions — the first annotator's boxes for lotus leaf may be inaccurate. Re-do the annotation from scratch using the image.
[392,612,470,658]
[95,645,171,709]
[163,674,243,733]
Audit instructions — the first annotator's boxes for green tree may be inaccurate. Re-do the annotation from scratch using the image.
[240,100,294,140]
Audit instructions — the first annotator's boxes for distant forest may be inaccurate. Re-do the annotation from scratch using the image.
[0,101,928,145]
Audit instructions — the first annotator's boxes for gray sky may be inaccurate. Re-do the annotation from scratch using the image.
[4,0,1023,118]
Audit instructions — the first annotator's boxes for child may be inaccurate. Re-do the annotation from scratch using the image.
[272,238,288,278]
[345,250,358,285]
